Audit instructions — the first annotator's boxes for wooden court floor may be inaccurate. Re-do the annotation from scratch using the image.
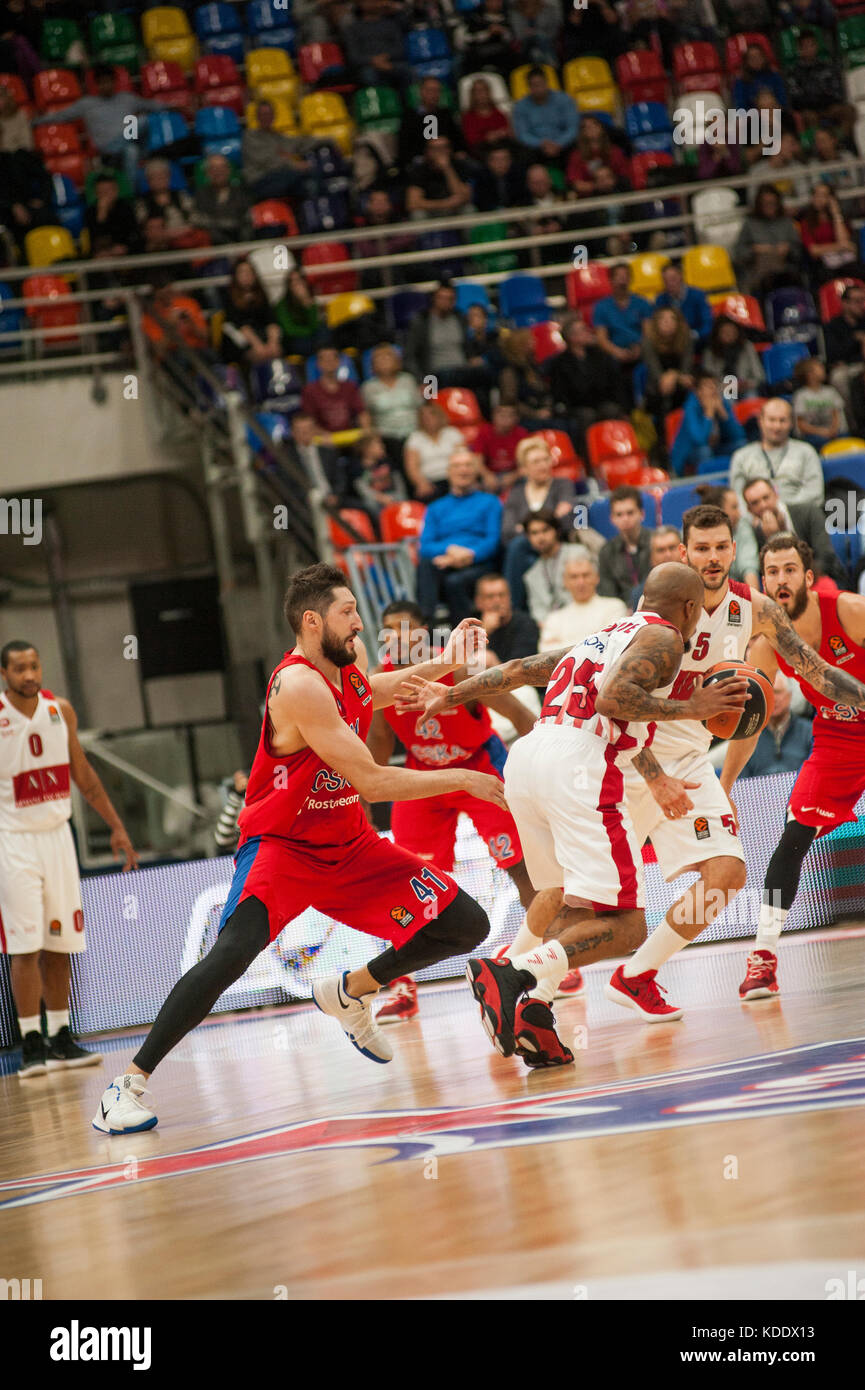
[1,928,863,1301]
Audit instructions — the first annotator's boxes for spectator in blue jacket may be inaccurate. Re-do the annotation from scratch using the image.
[512,66,579,159]
[731,45,788,112]
[655,262,714,344]
[417,448,504,622]
[737,673,814,777]
[670,373,746,476]
[593,261,653,402]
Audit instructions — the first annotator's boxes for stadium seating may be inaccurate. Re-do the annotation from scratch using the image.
[22,274,80,345]
[661,485,704,529]
[405,29,453,82]
[438,388,483,428]
[629,252,669,297]
[510,64,560,100]
[586,419,642,467]
[498,274,548,327]
[724,33,776,72]
[25,226,77,267]
[530,321,565,364]
[762,341,811,387]
[673,41,722,93]
[683,244,736,292]
[300,243,356,295]
[250,199,299,237]
[380,501,426,544]
[34,68,82,113]
[305,352,359,384]
[90,14,141,72]
[0,282,24,352]
[710,293,767,335]
[822,437,865,457]
[616,51,668,105]
[566,263,611,312]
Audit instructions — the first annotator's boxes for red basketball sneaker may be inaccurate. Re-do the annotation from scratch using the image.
[375,976,418,1024]
[514,999,574,1069]
[739,950,779,1001]
[604,965,683,1022]
[554,969,585,999]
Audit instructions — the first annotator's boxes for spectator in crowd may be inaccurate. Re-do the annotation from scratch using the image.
[539,552,627,651]
[511,65,579,159]
[621,0,679,66]
[670,373,746,476]
[142,274,210,356]
[464,303,503,373]
[499,326,558,427]
[301,345,372,439]
[454,0,518,74]
[353,432,407,518]
[748,129,811,207]
[696,133,742,185]
[192,154,250,245]
[405,136,473,220]
[352,134,399,206]
[502,434,578,603]
[403,401,466,500]
[808,126,856,192]
[736,672,814,778]
[628,524,685,609]
[642,305,694,424]
[85,170,141,258]
[341,0,411,90]
[778,0,837,25]
[32,63,164,187]
[740,476,845,583]
[135,158,197,251]
[730,398,825,504]
[220,259,282,368]
[512,0,561,66]
[654,262,713,345]
[361,343,420,467]
[562,0,625,64]
[417,449,503,623]
[742,86,789,167]
[461,77,511,155]
[787,30,853,141]
[566,115,629,196]
[353,186,416,290]
[474,403,529,492]
[521,163,575,265]
[734,186,804,297]
[0,84,31,151]
[404,282,493,406]
[598,485,654,605]
[287,411,345,508]
[474,141,527,212]
[398,76,463,167]
[474,573,539,665]
[522,514,593,625]
[593,262,653,380]
[798,182,859,284]
[214,770,249,855]
[242,99,313,202]
[546,315,629,454]
[694,484,760,587]
[571,162,632,257]
[792,355,846,448]
[0,124,52,250]
[273,268,326,356]
[701,316,766,400]
[730,43,788,111]
[825,283,865,433]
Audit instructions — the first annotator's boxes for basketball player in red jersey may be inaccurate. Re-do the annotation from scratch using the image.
[720,534,865,999]
[367,600,582,1031]
[93,564,507,1133]
[0,642,139,1078]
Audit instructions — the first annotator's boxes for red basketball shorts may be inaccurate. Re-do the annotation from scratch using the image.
[390,743,523,874]
[789,740,865,836]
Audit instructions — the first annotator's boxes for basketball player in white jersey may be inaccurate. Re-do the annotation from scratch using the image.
[0,642,139,1078]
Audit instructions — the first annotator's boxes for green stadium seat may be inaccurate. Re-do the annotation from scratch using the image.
[839,16,865,68]
[468,222,518,275]
[90,13,142,73]
[353,86,402,131]
[41,18,82,65]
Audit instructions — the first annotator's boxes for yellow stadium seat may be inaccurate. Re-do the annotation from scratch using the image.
[682,243,735,292]
[300,92,350,128]
[629,252,670,297]
[246,47,294,87]
[821,436,865,456]
[326,292,375,330]
[150,34,197,69]
[563,57,613,95]
[575,86,618,116]
[210,309,225,350]
[510,64,560,101]
[245,97,297,133]
[25,224,77,267]
[309,120,353,155]
[254,75,299,105]
[141,6,190,46]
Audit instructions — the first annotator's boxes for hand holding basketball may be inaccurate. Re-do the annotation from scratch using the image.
[700,662,775,740]
[683,672,749,723]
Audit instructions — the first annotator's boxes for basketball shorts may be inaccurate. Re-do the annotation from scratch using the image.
[0,822,85,955]
[219,825,459,944]
[390,738,523,874]
[624,747,745,883]
[788,741,865,836]
[504,725,643,911]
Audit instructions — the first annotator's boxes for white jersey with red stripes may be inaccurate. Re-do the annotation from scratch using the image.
[648,578,754,763]
[0,689,72,832]
[536,611,678,765]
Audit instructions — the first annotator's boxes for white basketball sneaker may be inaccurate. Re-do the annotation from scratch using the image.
[92,1074,158,1134]
[312,972,394,1063]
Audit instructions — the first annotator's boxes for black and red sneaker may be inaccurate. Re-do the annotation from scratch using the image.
[465,956,532,1058]
[514,999,575,1069]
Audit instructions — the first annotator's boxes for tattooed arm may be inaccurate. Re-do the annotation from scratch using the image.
[595,627,747,722]
[752,591,865,707]
[395,647,572,717]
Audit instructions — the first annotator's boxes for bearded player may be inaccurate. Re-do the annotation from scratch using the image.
[367,600,581,1025]
[93,565,507,1134]
[720,533,865,999]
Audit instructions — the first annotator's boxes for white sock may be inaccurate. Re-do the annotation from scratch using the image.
[46,1009,69,1036]
[18,1014,41,1037]
[510,938,569,989]
[623,920,689,978]
[755,903,787,954]
[508,917,543,957]
[527,978,557,1005]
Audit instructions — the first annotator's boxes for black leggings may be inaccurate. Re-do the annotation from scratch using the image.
[763,817,818,914]
[133,888,489,1074]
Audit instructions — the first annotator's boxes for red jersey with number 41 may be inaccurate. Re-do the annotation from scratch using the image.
[0,689,71,833]
[776,590,865,744]
[537,612,678,763]
[238,653,375,850]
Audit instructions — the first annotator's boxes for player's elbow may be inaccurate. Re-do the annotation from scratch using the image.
[594,693,616,717]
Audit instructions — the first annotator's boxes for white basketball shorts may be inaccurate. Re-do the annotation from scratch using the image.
[624,747,746,883]
[0,822,85,955]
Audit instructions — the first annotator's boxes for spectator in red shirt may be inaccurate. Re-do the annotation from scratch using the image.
[301,346,372,440]
[474,404,529,492]
[798,182,861,284]
[461,77,512,154]
[566,116,629,197]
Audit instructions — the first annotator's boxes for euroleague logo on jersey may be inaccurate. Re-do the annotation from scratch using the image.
[390,904,415,927]
[727,599,741,626]
[828,634,854,665]
[694,816,710,841]
[348,671,372,706]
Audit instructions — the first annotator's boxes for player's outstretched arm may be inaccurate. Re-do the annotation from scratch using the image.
[59,698,139,871]
[753,591,865,708]
[596,627,748,722]
[396,646,573,717]
[369,618,487,710]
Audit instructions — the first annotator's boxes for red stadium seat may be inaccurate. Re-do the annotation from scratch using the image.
[536,428,577,465]
[711,293,767,334]
[84,65,133,96]
[251,200,299,236]
[200,84,245,115]
[639,466,669,485]
[665,408,684,451]
[33,122,81,156]
[22,274,80,344]
[437,387,483,428]
[301,243,357,295]
[615,50,668,104]
[194,55,242,90]
[673,42,721,84]
[724,32,776,73]
[141,59,187,96]
[34,68,82,112]
[0,72,30,108]
[733,397,769,427]
[379,501,426,544]
[297,42,353,94]
[530,320,565,364]
[598,455,647,489]
[566,262,611,311]
[629,150,675,190]
[328,509,377,551]
[586,419,641,467]
[819,278,865,323]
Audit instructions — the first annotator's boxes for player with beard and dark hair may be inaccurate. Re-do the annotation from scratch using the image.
[93,564,506,1133]
[723,534,865,1000]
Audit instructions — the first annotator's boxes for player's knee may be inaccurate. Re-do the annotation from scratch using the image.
[437,889,489,952]
[702,857,746,895]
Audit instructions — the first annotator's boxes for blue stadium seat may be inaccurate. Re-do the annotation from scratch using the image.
[419,228,464,280]
[498,273,548,326]
[147,110,191,153]
[251,359,303,412]
[455,282,492,316]
[823,453,865,491]
[305,140,351,193]
[299,194,350,233]
[632,361,647,406]
[50,173,84,238]
[195,106,241,137]
[248,410,291,454]
[660,485,704,529]
[696,455,732,477]
[405,29,453,80]
[246,15,296,53]
[765,287,818,334]
[625,102,674,153]
[194,4,241,39]
[0,281,23,351]
[389,289,427,332]
[305,351,359,384]
[762,341,811,387]
[590,489,659,536]
[248,0,294,30]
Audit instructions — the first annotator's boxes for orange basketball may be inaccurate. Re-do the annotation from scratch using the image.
[701,661,775,740]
